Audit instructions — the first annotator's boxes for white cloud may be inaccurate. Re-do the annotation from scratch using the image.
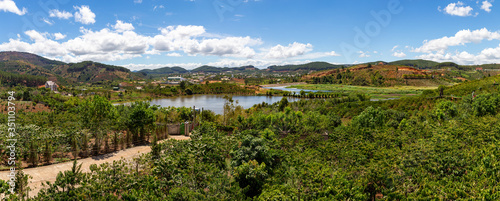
[49,9,73,19]
[0,0,27,15]
[113,20,134,32]
[134,0,142,3]
[358,51,371,58]
[183,37,261,58]
[153,5,164,11]
[392,52,406,57]
[159,25,206,40]
[294,51,340,60]
[153,25,262,58]
[43,18,53,25]
[481,1,493,12]
[413,29,500,65]
[442,1,474,16]
[0,25,264,62]
[413,28,500,53]
[417,47,500,65]
[265,42,313,59]
[0,24,335,68]
[391,45,399,52]
[53,33,66,40]
[166,52,181,57]
[74,5,96,25]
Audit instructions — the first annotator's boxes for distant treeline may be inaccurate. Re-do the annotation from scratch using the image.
[0,70,47,87]
[267,62,343,72]
[67,61,131,73]
[402,74,433,79]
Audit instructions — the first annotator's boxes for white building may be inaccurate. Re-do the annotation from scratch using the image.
[167,76,184,84]
[45,81,58,91]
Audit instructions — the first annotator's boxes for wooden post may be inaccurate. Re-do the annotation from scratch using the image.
[185,122,190,136]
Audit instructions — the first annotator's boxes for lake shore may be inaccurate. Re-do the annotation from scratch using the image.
[259,82,307,87]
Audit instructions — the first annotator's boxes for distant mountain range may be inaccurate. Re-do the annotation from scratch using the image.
[2,51,500,84]
[0,51,144,85]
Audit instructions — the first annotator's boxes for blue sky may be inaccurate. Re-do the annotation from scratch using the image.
[1,0,500,70]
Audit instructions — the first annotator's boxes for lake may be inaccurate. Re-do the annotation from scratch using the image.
[119,95,304,114]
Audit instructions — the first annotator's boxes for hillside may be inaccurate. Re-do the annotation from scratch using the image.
[266,61,343,72]
[304,64,455,87]
[138,66,189,75]
[0,51,65,70]
[388,59,439,68]
[0,51,144,85]
[190,65,259,73]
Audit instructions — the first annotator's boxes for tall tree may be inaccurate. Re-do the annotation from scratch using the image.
[80,95,117,155]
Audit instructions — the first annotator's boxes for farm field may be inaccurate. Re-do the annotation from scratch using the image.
[289,84,438,99]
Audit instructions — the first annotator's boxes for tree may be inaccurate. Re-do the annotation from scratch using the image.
[80,95,117,155]
[127,101,156,145]
[278,97,288,111]
[234,160,268,198]
[438,85,446,97]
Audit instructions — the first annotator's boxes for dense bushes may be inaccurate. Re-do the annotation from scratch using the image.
[3,77,500,200]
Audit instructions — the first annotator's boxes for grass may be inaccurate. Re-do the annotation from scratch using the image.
[288,84,438,100]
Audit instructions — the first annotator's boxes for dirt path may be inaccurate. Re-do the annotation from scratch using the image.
[1,135,190,197]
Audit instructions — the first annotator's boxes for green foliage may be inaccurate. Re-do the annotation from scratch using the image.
[126,101,156,144]
[472,93,500,116]
[0,70,47,87]
[231,135,273,168]
[352,106,387,128]
[234,160,268,197]
[434,100,458,120]
[267,62,343,72]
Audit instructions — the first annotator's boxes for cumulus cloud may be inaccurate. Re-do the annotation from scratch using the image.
[0,22,335,67]
[442,1,474,16]
[412,28,500,65]
[166,52,182,57]
[53,33,66,40]
[113,20,134,32]
[358,51,371,58]
[74,5,96,25]
[417,47,500,65]
[299,51,340,59]
[265,42,313,59]
[0,0,27,15]
[413,28,500,53]
[481,1,493,12]
[153,25,262,58]
[49,9,73,19]
[392,52,406,57]
[0,25,265,62]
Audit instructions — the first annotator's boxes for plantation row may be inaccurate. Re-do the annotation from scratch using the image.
[1,75,500,200]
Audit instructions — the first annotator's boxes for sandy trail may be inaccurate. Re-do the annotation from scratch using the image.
[0,135,190,197]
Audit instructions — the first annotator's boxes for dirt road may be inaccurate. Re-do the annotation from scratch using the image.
[0,135,190,197]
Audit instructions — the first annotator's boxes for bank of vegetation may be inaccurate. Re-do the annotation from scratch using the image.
[0,74,500,200]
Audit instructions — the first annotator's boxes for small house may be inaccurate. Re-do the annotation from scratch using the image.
[45,81,58,91]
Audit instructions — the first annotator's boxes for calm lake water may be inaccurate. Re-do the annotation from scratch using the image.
[127,95,304,114]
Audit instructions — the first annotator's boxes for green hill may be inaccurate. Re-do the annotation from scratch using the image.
[0,51,144,85]
[138,66,189,75]
[388,59,439,68]
[191,65,259,73]
[267,62,343,72]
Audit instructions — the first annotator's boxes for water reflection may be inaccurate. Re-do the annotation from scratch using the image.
[119,95,304,114]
